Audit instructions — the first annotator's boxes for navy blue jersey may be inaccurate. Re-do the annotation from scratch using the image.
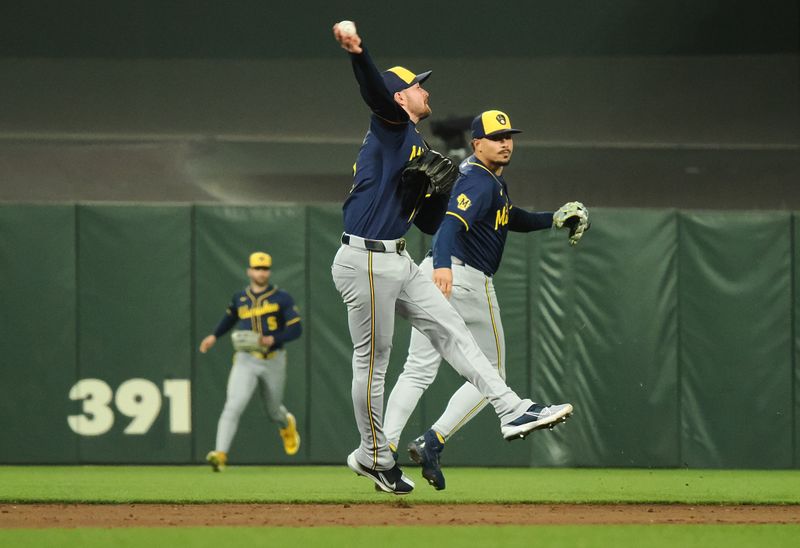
[432,156,553,276]
[342,47,429,240]
[213,285,302,349]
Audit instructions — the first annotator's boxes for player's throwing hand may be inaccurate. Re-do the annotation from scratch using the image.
[333,21,362,54]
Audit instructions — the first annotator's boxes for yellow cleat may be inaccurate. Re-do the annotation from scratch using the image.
[279,413,301,456]
[206,450,227,472]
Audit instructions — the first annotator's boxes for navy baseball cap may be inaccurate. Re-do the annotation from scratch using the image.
[471,110,523,139]
[382,66,432,94]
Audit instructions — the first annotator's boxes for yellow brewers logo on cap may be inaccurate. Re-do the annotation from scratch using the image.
[249,252,272,268]
[481,110,512,134]
[472,109,523,139]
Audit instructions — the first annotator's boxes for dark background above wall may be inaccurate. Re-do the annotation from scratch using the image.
[0,1,798,208]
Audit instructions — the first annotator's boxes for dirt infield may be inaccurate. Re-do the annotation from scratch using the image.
[2,503,800,528]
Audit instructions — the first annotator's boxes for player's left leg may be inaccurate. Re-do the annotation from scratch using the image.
[395,259,530,422]
[397,258,572,440]
[383,326,441,450]
[403,263,505,489]
[256,350,299,455]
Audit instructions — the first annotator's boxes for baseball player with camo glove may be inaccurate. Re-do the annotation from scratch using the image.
[199,252,302,471]
[384,110,588,490]
[332,21,571,495]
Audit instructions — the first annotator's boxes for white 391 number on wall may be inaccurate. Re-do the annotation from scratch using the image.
[67,378,192,436]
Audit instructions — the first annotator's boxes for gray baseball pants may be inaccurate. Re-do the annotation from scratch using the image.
[332,239,531,471]
[215,350,290,453]
[384,256,505,447]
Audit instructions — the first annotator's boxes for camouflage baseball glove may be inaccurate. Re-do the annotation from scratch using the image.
[553,201,590,246]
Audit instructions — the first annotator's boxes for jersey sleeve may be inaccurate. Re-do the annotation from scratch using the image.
[508,206,554,232]
[212,295,239,338]
[272,292,302,345]
[350,47,408,126]
[443,175,493,232]
[280,293,301,327]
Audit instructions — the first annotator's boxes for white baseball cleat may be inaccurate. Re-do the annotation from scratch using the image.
[502,403,574,441]
[346,451,415,495]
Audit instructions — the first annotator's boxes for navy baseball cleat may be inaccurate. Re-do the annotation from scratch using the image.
[347,451,414,495]
[407,429,446,490]
[502,403,574,441]
[373,444,400,492]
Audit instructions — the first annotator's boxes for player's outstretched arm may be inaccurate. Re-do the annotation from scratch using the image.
[508,206,554,233]
[333,21,406,124]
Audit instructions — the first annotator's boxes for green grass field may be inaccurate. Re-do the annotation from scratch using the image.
[3,525,800,548]
[2,465,799,504]
[2,466,799,547]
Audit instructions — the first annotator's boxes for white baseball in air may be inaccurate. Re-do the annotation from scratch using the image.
[337,20,357,36]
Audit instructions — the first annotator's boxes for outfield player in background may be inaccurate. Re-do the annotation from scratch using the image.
[384,110,589,490]
[331,22,575,495]
[199,252,302,472]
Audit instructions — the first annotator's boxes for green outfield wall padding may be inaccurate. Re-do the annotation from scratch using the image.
[193,205,308,464]
[305,205,358,462]
[529,209,680,467]
[794,213,800,469]
[679,211,793,468]
[1,204,799,468]
[0,205,78,461]
[76,205,193,463]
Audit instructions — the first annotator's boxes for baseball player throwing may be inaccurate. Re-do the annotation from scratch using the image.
[331,22,574,495]
[199,252,302,471]
[384,110,589,490]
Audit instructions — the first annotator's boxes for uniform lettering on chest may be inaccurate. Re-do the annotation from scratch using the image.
[238,302,280,319]
[408,145,424,161]
[494,204,510,230]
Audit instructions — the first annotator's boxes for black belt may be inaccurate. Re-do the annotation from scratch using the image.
[341,234,406,253]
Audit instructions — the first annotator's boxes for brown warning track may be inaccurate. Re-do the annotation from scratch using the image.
[2,503,800,528]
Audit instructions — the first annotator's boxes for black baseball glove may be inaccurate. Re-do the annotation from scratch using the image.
[398,149,459,218]
[402,149,458,194]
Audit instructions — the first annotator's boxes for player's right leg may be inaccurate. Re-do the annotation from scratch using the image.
[207,353,260,471]
[430,264,506,438]
[398,260,501,489]
[332,245,412,489]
